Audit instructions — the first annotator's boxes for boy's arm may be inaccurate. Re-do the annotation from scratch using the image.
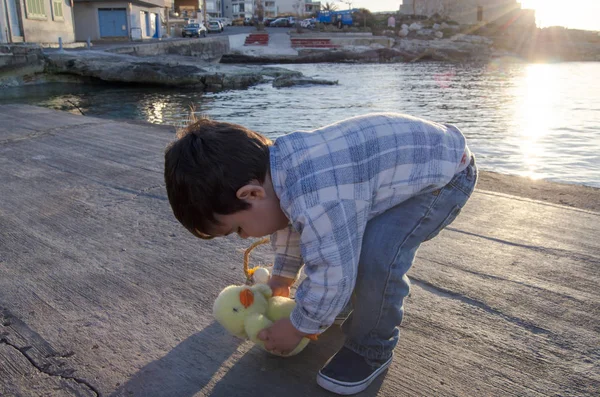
[270,224,303,280]
[289,199,370,335]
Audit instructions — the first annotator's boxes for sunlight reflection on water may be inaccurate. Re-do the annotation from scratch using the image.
[1,62,598,187]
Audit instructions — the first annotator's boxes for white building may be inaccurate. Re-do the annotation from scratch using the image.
[222,0,309,19]
[304,0,319,15]
[206,0,222,17]
[73,0,171,41]
[222,0,252,18]
[1,0,76,43]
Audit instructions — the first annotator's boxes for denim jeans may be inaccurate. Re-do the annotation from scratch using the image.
[342,157,478,364]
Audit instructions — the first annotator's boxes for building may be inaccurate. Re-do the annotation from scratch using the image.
[221,0,312,19]
[73,0,171,41]
[222,0,252,19]
[172,0,221,19]
[206,0,222,17]
[1,0,76,43]
[400,0,535,27]
[263,0,274,17]
[304,0,319,15]
[271,0,303,16]
[173,0,200,19]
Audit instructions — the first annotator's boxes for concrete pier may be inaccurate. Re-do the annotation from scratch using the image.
[0,105,598,396]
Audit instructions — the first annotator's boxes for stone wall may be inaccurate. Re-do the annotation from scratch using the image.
[105,36,230,61]
[0,45,45,86]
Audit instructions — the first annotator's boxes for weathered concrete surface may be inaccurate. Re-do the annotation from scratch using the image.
[0,105,599,396]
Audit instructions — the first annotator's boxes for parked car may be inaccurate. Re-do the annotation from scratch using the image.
[300,18,316,28]
[217,17,232,26]
[181,23,207,38]
[207,20,223,33]
[270,18,291,27]
[209,19,224,32]
[243,17,254,26]
[263,17,277,26]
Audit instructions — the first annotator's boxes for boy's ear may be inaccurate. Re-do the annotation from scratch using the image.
[236,181,266,201]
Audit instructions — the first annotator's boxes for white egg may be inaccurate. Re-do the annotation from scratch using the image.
[253,267,270,284]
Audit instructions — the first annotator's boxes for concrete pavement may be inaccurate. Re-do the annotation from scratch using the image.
[0,105,598,396]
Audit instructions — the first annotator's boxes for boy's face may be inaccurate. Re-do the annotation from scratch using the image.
[210,179,289,239]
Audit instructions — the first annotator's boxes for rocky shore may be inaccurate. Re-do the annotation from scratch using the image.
[2,23,599,88]
[42,51,337,90]
[1,43,340,89]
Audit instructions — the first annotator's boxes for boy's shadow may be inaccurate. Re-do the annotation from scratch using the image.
[208,325,387,397]
[110,322,240,397]
[111,323,386,397]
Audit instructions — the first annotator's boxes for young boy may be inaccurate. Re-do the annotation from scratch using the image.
[164,113,477,395]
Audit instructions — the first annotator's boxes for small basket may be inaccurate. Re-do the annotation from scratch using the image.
[243,237,270,284]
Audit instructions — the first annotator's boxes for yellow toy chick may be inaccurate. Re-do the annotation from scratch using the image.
[212,282,314,357]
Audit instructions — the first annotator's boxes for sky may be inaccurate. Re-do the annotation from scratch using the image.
[342,0,600,31]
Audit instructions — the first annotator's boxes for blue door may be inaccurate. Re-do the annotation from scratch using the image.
[153,13,159,38]
[98,8,128,38]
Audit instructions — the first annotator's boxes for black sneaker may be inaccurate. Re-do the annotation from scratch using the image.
[317,347,393,395]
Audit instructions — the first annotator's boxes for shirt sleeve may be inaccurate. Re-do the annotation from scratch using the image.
[289,199,370,335]
[270,225,303,280]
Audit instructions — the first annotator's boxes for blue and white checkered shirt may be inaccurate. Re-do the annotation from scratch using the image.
[269,113,470,334]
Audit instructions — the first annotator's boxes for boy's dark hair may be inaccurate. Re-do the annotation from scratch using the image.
[164,117,272,239]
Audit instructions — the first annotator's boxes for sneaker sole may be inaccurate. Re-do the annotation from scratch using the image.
[316,353,393,395]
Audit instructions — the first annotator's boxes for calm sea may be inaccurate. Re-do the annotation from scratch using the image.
[1,61,599,187]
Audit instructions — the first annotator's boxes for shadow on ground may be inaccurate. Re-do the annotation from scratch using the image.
[111,323,387,396]
[110,323,238,397]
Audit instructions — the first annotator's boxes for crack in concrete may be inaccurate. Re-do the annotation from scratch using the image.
[447,227,600,266]
[411,276,553,337]
[422,256,588,305]
[0,337,100,397]
[103,183,167,208]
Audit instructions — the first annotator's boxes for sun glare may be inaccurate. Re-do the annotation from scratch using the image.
[512,64,560,180]
[518,0,599,31]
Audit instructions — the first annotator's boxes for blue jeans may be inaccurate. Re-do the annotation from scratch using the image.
[342,157,478,364]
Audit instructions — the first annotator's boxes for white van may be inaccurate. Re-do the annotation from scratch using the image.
[218,17,232,26]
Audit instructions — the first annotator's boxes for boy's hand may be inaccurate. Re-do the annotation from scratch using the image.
[268,275,295,298]
[258,318,307,355]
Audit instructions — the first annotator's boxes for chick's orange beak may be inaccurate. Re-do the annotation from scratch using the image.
[239,289,254,308]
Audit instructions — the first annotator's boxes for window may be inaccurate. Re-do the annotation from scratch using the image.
[26,0,46,19]
[53,0,64,21]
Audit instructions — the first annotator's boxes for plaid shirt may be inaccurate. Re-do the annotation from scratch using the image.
[269,113,470,334]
